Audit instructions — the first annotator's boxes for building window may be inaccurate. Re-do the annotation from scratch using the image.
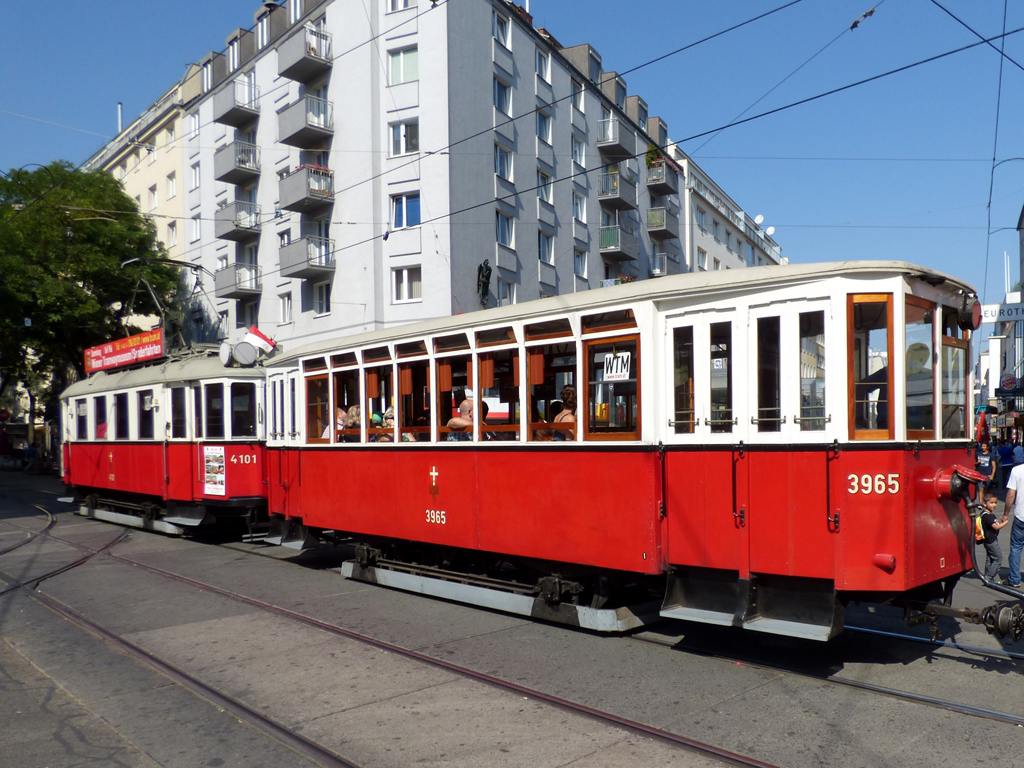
[571,79,584,111]
[712,220,720,241]
[289,0,303,24]
[190,162,200,190]
[695,207,706,231]
[165,124,175,144]
[167,172,176,199]
[536,48,550,81]
[571,134,585,167]
[279,230,291,247]
[496,211,514,247]
[536,110,552,144]
[217,311,229,338]
[497,278,516,307]
[148,185,157,210]
[202,62,212,92]
[493,77,511,115]
[392,192,421,229]
[388,0,412,10]
[494,144,512,180]
[389,47,418,85]
[390,119,419,156]
[314,281,331,316]
[256,15,269,48]
[393,266,422,303]
[697,248,708,270]
[573,191,586,222]
[238,299,259,329]
[537,169,552,203]
[190,215,201,242]
[228,39,239,72]
[538,231,554,264]
[574,247,587,277]
[280,292,293,324]
[713,258,721,270]
[167,221,177,247]
[190,113,200,138]
[493,12,510,48]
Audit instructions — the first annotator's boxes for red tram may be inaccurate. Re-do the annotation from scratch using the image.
[61,353,267,534]
[262,261,1019,641]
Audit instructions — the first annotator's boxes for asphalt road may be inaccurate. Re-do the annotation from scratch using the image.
[2,469,1023,768]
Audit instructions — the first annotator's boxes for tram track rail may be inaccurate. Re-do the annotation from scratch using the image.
[5,511,781,768]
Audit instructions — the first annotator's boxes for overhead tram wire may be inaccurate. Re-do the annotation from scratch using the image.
[334,0,808,196]
[691,2,888,155]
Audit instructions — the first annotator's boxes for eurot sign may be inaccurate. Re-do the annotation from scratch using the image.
[981,303,1024,323]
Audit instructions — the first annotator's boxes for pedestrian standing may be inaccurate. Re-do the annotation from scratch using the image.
[976,442,997,491]
[1002,461,1024,588]
[978,492,1009,581]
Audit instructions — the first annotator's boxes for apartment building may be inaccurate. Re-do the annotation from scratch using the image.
[90,0,783,351]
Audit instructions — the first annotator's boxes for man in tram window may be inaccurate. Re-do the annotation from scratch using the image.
[447,398,473,441]
[905,342,933,431]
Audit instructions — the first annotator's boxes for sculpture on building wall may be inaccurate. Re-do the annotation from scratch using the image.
[477,260,492,306]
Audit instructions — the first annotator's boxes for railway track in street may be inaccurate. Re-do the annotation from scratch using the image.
[0,511,779,768]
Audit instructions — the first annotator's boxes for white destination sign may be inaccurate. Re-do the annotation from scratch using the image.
[982,303,1024,323]
[604,351,632,382]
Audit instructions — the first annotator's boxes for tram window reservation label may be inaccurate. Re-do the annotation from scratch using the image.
[604,351,632,382]
[847,473,900,494]
[204,446,227,496]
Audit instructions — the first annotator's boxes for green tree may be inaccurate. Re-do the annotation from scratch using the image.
[0,161,180,416]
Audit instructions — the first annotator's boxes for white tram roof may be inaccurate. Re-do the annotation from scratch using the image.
[62,351,264,399]
[271,260,974,367]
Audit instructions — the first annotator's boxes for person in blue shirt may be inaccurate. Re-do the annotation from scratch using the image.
[976,442,998,491]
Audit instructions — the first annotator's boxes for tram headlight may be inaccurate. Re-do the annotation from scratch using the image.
[958,295,981,332]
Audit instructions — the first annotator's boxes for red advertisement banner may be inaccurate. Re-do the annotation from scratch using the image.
[84,328,165,374]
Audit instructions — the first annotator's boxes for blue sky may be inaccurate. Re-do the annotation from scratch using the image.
[3,0,1024,306]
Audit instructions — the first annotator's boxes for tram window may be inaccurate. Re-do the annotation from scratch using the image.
[398,360,430,441]
[849,295,893,439]
[525,318,572,340]
[206,384,225,439]
[585,336,639,439]
[941,306,961,339]
[434,333,469,353]
[672,327,695,434]
[194,387,203,439]
[476,327,515,347]
[941,334,967,439]
[306,376,329,443]
[231,383,256,438]
[397,340,427,358]
[798,311,826,431]
[756,317,781,433]
[114,393,129,440]
[709,323,733,433]
[365,365,394,442]
[331,352,357,368]
[288,377,296,439]
[479,349,520,440]
[333,369,360,442]
[94,396,108,440]
[75,399,87,440]
[528,343,576,440]
[906,298,936,438]
[138,390,155,440]
[437,355,471,441]
[269,380,279,439]
[582,309,636,334]
[171,388,187,439]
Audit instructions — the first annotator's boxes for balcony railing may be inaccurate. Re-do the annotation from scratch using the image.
[647,206,680,240]
[598,171,637,209]
[280,235,336,279]
[213,141,260,184]
[214,201,262,241]
[278,96,335,148]
[278,27,333,81]
[279,166,334,212]
[646,161,679,196]
[212,80,260,127]
[599,225,638,261]
[650,252,668,277]
[597,117,634,159]
[214,263,263,299]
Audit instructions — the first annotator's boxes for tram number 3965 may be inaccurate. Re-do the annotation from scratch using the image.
[847,473,900,495]
[426,509,447,525]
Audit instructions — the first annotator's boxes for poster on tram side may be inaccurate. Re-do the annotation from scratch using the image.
[203,446,226,496]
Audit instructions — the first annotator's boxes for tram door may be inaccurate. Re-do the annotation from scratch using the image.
[665,310,748,574]
[271,370,302,519]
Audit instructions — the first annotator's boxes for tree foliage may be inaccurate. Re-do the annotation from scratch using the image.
[0,162,180,411]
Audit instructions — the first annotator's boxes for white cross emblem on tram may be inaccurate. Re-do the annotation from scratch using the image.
[429,466,439,498]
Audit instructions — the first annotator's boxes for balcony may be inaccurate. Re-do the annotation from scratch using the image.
[215,201,261,241]
[280,236,336,279]
[650,251,668,277]
[646,161,679,196]
[278,96,334,148]
[647,207,680,240]
[597,172,637,210]
[599,225,638,261]
[597,117,635,161]
[212,80,260,127]
[278,27,332,82]
[213,141,261,185]
[214,263,262,299]
[279,166,334,213]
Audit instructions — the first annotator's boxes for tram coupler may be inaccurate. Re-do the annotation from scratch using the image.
[913,601,1024,642]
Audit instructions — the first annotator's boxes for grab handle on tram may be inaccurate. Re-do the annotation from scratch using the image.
[792,414,832,424]
[703,417,737,426]
[750,416,787,425]
[733,505,745,525]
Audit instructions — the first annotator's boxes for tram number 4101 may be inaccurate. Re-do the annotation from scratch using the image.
[230,454,258,465]
[426,509,447,525]
[847,473,900,495]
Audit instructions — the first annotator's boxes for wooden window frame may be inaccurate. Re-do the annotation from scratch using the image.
[847,293,894,441]
[305,374,330,444]
[905,295,936,441]
[583,333,641,442]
